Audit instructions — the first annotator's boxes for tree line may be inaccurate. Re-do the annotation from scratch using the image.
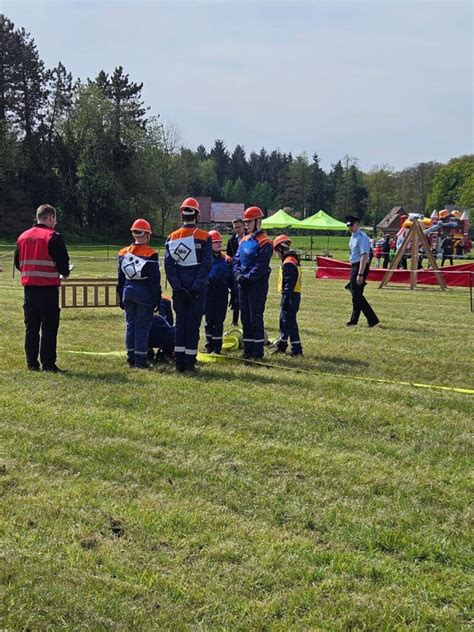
[1,14,473,239]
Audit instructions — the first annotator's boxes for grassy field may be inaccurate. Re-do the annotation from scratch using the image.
[1,246,473,630]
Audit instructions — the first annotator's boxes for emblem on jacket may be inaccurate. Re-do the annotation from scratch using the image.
[121,254,147,280]
[168,236,198,266]
[172,242,192,262]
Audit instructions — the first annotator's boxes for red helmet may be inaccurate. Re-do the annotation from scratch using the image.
[273,234,291,250]
[130,218,152,233]
[208,230,223,242]
[180,197,200,213]
[244,206,264,221]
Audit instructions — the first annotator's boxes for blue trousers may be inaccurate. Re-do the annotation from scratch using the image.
[124,299,154,367]
[173,288,206,368]
[277,294,302,353]
[205,287,228,353]
[239,279,269,358]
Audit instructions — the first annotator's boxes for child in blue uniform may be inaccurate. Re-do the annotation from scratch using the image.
[147,296,175,363]
[117,219,161,368]
[164,197,212,372]
[272,235,303,356]
[233,206,273,360]
[204,230,233,354]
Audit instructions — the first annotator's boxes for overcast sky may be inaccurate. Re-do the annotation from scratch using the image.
[4,0,473,170]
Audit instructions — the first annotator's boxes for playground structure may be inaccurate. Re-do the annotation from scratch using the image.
[379,218,447,290]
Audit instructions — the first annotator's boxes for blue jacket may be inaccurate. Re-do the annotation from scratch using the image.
[209,252,233,293]
[117,243,161,307]
[233,230,273,284]
[165,224,212,291]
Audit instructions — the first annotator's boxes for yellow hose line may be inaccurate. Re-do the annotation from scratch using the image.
[64,350,474,395]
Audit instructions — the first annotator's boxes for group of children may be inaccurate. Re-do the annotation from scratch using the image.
[117,198,303,371]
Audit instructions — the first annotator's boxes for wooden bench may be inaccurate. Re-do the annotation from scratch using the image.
[61,277,120,308]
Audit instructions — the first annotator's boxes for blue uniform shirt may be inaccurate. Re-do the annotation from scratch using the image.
[349,230,371,263]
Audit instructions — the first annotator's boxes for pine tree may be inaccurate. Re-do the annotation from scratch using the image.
[195,144,207,161]
[210,139,229,185]
[10,26,48,137]
[309,153,326,212]
[229,144,251,189]
[0,15,18,123]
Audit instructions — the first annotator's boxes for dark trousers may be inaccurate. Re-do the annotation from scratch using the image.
[124,299,153,367]
[230,284,239,326]
[239,279,269,359]
[349,264,379,326]
[441,256,453,266]
[382,253,390,269]
[277,294,302,353]
[205,288,228,353]
[23,286,60,369]
[173,287,206,368]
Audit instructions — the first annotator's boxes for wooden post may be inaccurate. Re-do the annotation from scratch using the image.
[410,223,419,290]
[379,223,414,289]
[416,221,447,290]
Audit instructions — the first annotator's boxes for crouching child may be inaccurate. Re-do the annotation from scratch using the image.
[147,296,175,363]
[273,235,303,356]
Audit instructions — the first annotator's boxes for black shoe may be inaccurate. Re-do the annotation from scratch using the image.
[368,320,380,328]
[28,365,40,372]
[289,350,303,356]
[42,365,66,373]
[242,353,252,360]
[202,346,212,354]
[134,364,150,370]
[346,321,357,327]
[185,365,199,372]
[176,364,186,373]
[270,346,286,355]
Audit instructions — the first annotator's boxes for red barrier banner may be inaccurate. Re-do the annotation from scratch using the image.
[315,257,474,288]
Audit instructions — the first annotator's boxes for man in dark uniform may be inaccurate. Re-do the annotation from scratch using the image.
[345,215,379,328]
[226,217,245,326]
[15,204,70,371]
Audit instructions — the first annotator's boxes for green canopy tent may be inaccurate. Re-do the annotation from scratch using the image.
[298,210,347,256]
[261,209,301,229]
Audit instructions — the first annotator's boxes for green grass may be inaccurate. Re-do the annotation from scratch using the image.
[1,249,473,630]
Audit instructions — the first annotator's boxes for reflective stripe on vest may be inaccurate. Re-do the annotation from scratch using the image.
[278,260,302,293]
[21,270,61,278]
[19,259,57,267]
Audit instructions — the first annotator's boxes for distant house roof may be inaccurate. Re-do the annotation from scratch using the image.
[377,206,406,232]
[196,197,212,223]
[211,202,245,224]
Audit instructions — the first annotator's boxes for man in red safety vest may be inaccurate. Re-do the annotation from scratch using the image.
[15,204,70,372]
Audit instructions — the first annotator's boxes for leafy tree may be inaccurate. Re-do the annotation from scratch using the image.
[250,181,273,213]
[426,155,474,210]
[230,177,246,203]
[198,158,219,197]
[457,172,474,209]
[364,164,396,229]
